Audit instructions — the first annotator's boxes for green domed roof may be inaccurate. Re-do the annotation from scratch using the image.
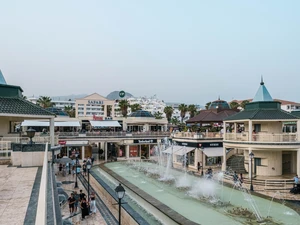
[129,110,154,117]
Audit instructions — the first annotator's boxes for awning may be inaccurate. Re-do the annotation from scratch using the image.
[90,120,121,127]
[174,147,195,156]
[65,141,89,146]
[21,120,49,127]
[21,120,81,127]
[203,148,223,157]
[162,145,183,154]
[55,121,81,127]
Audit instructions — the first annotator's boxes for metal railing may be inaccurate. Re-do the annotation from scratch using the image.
[0,136,59,145]
[171,132,223,139]
[225,132,298,143]
[58,131,171,137]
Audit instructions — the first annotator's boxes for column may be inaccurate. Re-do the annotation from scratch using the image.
[103,105,107,118]
[104,142,107,162]
[223,122,226,140]
[297,150,300,176]
[126,145,129,158]
[111,105,115,118]
[249,120,253,141]
[234,122,237,140]
[222,146,226,171]
[194,148,198,168]
[49,118,55,146]
[82,146,85,160]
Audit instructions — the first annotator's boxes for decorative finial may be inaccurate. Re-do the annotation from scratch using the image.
[218,95,220,100]
[260,75,264,85]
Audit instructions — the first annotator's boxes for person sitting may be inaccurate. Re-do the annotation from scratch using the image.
[294,174,299,187]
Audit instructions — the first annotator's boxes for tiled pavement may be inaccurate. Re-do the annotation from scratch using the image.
[0,165,38,225]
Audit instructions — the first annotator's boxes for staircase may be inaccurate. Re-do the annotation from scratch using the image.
[226,155,247,174]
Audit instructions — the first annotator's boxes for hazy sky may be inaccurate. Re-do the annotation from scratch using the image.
[1,0,299,105]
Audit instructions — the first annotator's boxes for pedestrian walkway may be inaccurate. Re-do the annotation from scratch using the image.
[56,169,107,225]
[0,165,38,225]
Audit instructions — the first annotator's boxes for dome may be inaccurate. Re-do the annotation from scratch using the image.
[129,110,154,117]
[209,100,230,109]
[46,107,69,116]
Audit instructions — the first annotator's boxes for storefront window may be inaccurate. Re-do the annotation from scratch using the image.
[129,145,139,157]
[118,145,125,157]
[206,156,221,166]
[149,145,156,156]
[141,145,148,159]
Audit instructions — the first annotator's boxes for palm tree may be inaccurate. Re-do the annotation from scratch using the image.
[188,104,197,119]
[230,101,239,109]
[178,104,188,123]
[64,105,75,118]
[240,100,250,109]
[118,100,130,117]
[205,102,211,110]
[164,106,174,123]
[170,117,180,125]
[153,111,163,119]
[130,103,142,112]
[36,96,55,108]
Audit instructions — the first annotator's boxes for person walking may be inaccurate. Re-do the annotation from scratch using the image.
[80,197,89,220]
[89,192,97,214]
[73,191,79,213]
[79,190,86,201]
[197,162,201,173]
[68,193,76,216]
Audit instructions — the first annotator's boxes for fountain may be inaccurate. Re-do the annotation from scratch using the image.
[96,142,299,224]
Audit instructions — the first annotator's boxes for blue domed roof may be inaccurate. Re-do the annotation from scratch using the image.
[129,110,154,117]
[209,100,230,109]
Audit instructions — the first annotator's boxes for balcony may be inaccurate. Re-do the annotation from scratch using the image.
[224,132,298,143]
[171,132,223,139]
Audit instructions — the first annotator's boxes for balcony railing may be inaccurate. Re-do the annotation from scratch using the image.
[58,131,171,137]
[224,132,298,143]
[0,136,59,145]
[171,132,223,139]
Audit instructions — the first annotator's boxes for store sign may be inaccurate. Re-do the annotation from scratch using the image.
[88,100,103,105]
[59,140,66,145]
[134,139,157,144]
[175,141,223,148]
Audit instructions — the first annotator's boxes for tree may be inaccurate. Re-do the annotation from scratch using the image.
[178,104,188,123]
[64,105,75,118]
[205,102,211,110]
[170,117,180,125]
[164,106,174,123]
[130,103,142,112]
[230,101,239,109]
[118,99,130,117]
[36,96,55,108]
[188,104,197,119]
[240,100,250,109]
[153,111,163,119]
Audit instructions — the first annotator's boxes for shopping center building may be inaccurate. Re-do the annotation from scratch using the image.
[223,80,300,177]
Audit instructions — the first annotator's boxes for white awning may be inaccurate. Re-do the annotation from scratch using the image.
[21,120,49,127]
[65,141,89,146]
[203,148,224,157]
[55,121,81,127]
[162,145,183,154]
[90,120,121,127]
[174,146,195,156]
[21,120,81,127]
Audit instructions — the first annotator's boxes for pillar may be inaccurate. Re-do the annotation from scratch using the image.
[194,148,198,168]
[249,120,253,141]
[126,145,129,158]
[104,142,107,162]
[222,146,226,171]
[297,150,300,176]
[234,122,237,140]
[223,122,226,139]
[49,118,55,146]
[82,146,85,160]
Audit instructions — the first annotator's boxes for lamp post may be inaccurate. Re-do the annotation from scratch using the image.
[86,161,92,200]
[74,152,79,188]
[26,127,36,145]
[115,183,125,225]
[249,152,254,191]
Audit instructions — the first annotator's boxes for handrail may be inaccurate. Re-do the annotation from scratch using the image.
[35,143,48,225]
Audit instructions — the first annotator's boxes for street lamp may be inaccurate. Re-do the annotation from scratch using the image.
[74,152,79,188]
[249,152,254,191]
[26,127,36,145]
[86,161,92,200]
[115,183,125,225]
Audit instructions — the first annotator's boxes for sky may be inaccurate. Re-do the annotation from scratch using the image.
[0,0,300,105]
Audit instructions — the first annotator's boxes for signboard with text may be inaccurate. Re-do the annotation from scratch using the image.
[133,139,157,144]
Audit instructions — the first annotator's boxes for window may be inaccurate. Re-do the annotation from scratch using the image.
[78,104,84,106]
[10,121,21,133]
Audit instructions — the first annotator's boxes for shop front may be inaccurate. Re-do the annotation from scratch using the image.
[58,140,91,160]
[126,139,158,159]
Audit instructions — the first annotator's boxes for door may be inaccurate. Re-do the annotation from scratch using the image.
[282,154,292,174]
[254,124,261,132]
[254,158,261,174]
